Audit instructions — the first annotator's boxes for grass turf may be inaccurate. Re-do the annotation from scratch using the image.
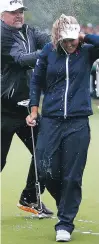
[1,100,99,244]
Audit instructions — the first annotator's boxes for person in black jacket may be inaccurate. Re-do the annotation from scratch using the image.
[1,0,53,216]
[26,14,99,241]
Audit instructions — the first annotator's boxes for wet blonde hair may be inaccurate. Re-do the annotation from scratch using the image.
[51,14,80,49]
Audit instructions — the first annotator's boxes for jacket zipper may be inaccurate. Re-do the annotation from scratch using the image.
[64,54,69,118]
[26,25,30,53]
[19,26,33,71]
[60,43,70,118]
[26,26,34,72]
[19,25,30,53]
[19,30,27,52]
[9,26,31,99]
[10,88,15,98]
[8,30,27,99]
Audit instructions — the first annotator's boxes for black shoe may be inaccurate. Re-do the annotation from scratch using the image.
[41,202,53,215]
[17,199,53,216]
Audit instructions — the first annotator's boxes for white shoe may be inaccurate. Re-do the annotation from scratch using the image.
[56,230,71,242]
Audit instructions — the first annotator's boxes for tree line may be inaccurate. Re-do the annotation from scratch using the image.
[24,0,99,29]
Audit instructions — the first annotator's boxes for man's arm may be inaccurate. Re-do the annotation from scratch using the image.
[1,35,41,68]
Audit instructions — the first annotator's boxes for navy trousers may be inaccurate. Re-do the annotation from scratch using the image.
[36,116,90,233]
[1,110,45,202]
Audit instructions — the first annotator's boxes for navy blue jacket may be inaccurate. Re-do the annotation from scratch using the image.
[30,34,99,118]
[1,20,50,107]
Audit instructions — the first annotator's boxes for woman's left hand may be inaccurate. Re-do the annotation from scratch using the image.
[79,33,85,43]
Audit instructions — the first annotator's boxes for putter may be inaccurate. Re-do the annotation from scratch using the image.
[96,60,99,98]
[17,99,43,215]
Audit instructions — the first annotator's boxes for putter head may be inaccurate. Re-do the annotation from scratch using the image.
[32,212,54,219]
[17,99,30,108]
[32,207,54,219]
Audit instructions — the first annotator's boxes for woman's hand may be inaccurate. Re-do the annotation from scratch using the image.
[26,112,37,127]
[79,33,85,43]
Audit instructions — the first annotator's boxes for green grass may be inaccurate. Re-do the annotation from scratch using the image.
[1,100,99,244]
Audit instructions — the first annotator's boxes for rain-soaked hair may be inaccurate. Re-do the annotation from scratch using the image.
[51,14,80,49]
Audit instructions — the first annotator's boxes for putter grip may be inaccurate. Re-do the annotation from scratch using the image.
[35,182,42,211]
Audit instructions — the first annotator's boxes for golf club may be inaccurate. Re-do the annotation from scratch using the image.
[17,99,43,215]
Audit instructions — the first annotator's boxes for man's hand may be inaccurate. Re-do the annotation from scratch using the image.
[26,112,37,127]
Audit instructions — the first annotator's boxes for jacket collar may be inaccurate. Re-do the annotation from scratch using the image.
[1,20,27,33]
[57,42,82,56]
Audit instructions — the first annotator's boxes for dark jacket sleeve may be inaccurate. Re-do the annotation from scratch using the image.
[84,34,99,63]
[1,35,41,69]
[34,27,51,49]
[29,43,50,107]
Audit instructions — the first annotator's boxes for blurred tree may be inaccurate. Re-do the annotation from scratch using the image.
[24,0,99,28]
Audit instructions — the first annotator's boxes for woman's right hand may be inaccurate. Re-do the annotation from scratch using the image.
[26,112,37,127]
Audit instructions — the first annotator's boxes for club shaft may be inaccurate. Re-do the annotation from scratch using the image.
[30,126,39,182]
[27,107,42,211]
[27,107,38,181]
[35,182,42,211]
[31,127,42,211]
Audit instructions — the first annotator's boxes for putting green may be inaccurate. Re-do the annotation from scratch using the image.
[1,100,99,244]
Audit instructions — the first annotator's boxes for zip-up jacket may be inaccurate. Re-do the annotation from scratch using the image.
[30,34,99,118]
[1,20,50,109]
